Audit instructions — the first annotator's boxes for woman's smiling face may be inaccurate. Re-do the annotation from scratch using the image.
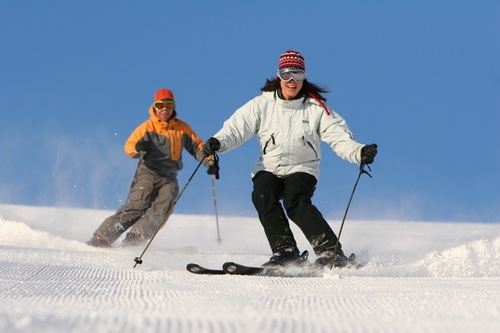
[280,78,303,100]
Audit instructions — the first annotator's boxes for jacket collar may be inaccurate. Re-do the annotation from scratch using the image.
[262,91,322,109]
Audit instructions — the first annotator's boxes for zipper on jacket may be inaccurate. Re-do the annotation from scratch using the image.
[263,134,275,155]
[165,120,178,160]
[302,136,318,158]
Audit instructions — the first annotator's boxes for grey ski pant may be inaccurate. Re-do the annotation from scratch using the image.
[93,171,179,243]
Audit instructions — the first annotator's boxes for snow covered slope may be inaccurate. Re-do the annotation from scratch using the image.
[1,204,499,333]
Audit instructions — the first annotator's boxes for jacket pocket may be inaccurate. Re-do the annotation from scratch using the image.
[262,134,275,155]
[302,136,318,159]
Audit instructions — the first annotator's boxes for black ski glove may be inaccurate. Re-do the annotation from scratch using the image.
[206,154,220,179]
[203,137,221,156]
[207,160,220,177]
[207,164,219,175]
[135,140,151,153]
[361,144,378,165]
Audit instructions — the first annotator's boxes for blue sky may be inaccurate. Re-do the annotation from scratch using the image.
[1,1,498,222]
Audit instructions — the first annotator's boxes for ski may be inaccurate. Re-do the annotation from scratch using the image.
[187,253,364,277]
[222,261,323,277]
[186,262,321,277]
[186,263,225,275]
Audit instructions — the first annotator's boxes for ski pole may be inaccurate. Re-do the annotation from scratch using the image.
[211,175,222,245]
[329,162,372,269]
[133,156,206,268]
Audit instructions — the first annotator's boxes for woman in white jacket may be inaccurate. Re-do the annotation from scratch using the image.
[203,50,378,268]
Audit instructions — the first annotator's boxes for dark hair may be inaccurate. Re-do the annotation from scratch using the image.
[260,78,330,102]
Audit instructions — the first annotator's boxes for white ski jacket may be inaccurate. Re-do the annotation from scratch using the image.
[213,91,365,180]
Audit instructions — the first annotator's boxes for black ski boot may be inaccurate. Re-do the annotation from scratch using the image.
[262,250,309,268]
[315,251,356,268]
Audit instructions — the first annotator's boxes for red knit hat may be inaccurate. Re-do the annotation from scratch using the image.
[154,88,174,101]
[278,50,306,71]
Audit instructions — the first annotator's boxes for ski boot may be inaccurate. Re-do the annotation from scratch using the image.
[262,250,309,268]
[315,251,357,268]
[121,232,146,247]
[87,235,112,248]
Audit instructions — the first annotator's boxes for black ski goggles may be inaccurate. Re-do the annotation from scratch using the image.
[277,68,307,82]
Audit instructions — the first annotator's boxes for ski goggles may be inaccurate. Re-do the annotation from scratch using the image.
[153,100,175,111]
[277,68,307,82]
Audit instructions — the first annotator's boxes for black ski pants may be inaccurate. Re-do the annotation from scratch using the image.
[251,171,342,257]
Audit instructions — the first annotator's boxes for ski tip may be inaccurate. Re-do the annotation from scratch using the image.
[222,262,238,273]
[186,263,202,273]
[186,263,226,275]
[222,262,264,275]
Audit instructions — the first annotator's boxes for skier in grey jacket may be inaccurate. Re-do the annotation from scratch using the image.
[203,50,378,268]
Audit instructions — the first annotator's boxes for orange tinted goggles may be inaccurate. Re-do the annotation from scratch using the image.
[153,100,175,110]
